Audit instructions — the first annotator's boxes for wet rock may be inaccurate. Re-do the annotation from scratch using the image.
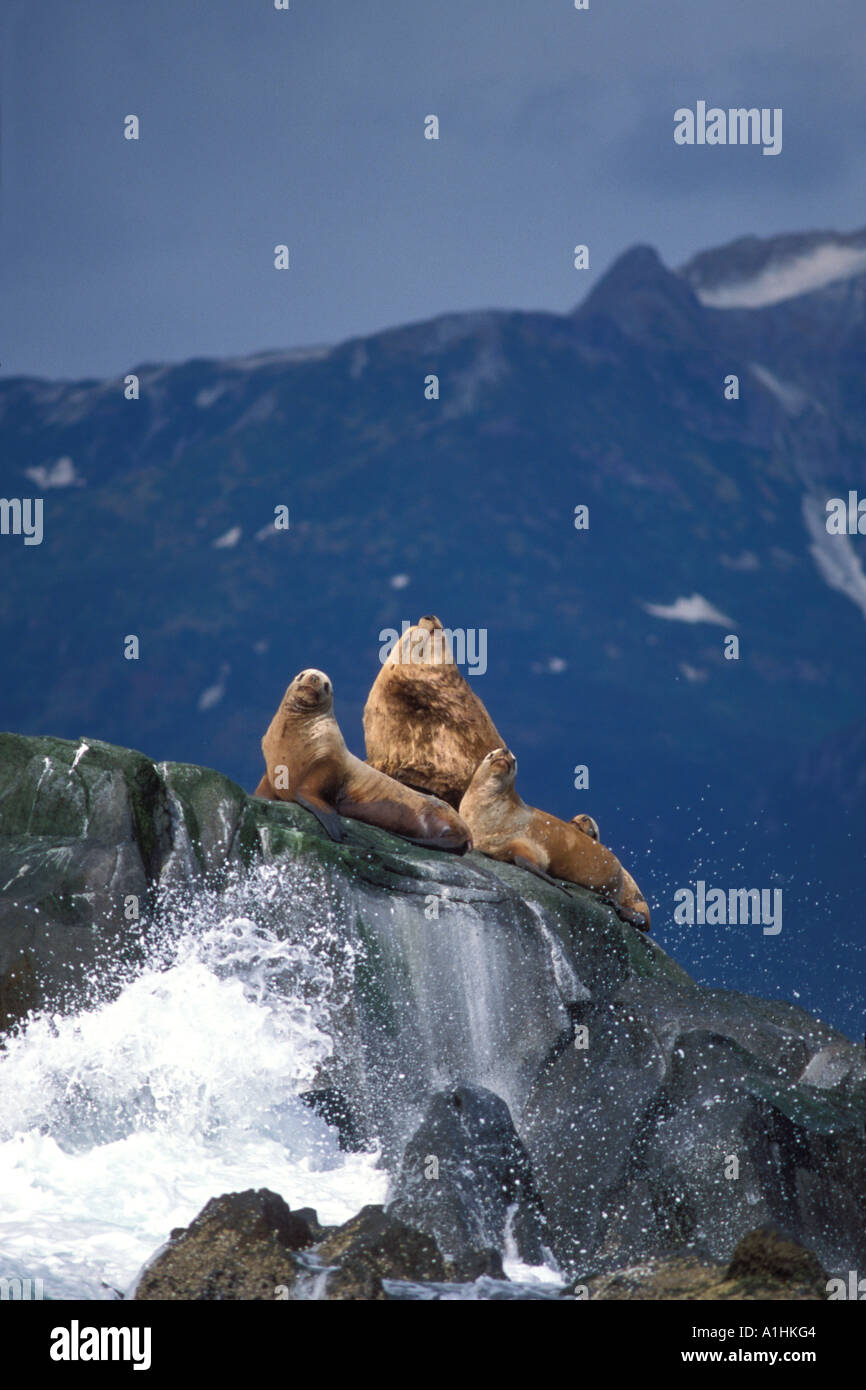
[0,734,169,1017]
[726,1226,827,1294]
[522,981,866,1277]
[387,1084,546,1264]
[317,1205,445,1296]
[299,1088,369,1153]
[133,1189,316,1301]
[445,1247,506,1282]
[3,733,865,1281]
[581,1228,827,1300]
[323,1257,386,1301]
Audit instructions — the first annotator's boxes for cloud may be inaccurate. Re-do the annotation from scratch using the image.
[700,246,866,308]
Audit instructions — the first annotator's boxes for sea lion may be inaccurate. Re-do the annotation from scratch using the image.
[459,749,651,931]
[363,615,505,809]
[571,813,600,841]
[255,668,472,853]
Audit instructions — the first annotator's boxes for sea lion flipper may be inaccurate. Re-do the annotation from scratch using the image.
[335,793,467,854]
[399,833,471,856]
[511,853,573,896]
[294,793,345,843]
[337,760,471,853]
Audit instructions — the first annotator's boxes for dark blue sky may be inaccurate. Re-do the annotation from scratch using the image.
[2,0,864,380]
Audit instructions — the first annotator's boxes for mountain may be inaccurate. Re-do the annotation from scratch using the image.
[1,226,864,1033]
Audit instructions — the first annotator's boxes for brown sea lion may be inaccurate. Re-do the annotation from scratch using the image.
[363,615,505,809]
[459,749,651,931]
[255,668,472,853]
[571,813,600,841]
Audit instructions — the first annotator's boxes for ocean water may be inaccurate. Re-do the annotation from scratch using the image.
[0,866,388,1300]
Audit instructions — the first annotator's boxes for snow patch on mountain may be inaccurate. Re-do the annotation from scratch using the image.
[197,663,230,711]
[802,494,866,621]
[643,594,734,626]
[695,244,866,309]
[24,457,84,489]
[749,364,808,416]
[212,526,242,550]
[221,346,332,371]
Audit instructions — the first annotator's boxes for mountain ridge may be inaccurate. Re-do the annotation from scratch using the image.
[2,223,864,1032]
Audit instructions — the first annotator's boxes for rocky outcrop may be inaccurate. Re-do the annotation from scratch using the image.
[133,1197,447,1301]
[3,734,866,1287]
[133,1190,318,1301]
[131,1190,828,1301]
[584,1227,828,1301]
[316,1205,445,1299]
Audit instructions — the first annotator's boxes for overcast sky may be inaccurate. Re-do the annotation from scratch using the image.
[2,0,864,380]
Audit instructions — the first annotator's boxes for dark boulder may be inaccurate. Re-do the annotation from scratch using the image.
[726,1225,827,1295]
[582,1227,828,1300]
[317,1204,445,1297]
[387,1084,546,1265]
[522,979,866,1277]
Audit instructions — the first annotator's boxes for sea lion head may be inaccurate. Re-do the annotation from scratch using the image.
[572,813,600,841]
[475,746,518,788]
[284,668,334,713]
[388,615,454,669]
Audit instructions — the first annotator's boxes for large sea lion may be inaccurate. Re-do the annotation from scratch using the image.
[255,668,472,853]
[459,749,651,930]
[363,615,505,809]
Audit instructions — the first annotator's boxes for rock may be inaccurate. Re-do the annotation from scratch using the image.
[522,978,866,1277]
[387,1084,546,1265]
[0,734,679,1165]
[2,733,865,1281]
[0,733,171,1018]
[299,1088,369,1153]
[292,1208,331,1243]
[445,1248,506,1282]
[317,1205,445,1296]
[580,1228,827,1300]
[133,1197,444,1302]
[726,1226,827,1294]
[133,1189,316,1301]
[324,1256,386,1302]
